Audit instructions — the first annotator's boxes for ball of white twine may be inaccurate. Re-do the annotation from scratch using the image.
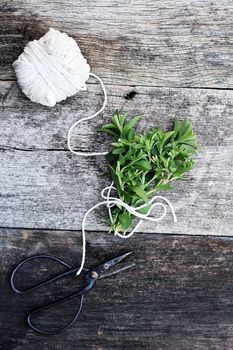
[67,74,177,276]
[13,28,90,107]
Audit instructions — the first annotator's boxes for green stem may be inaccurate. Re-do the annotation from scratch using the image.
[147,178,169,195]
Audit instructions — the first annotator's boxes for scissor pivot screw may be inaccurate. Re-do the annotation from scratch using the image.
[90,271,98,279]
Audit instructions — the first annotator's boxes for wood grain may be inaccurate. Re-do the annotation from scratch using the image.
[0,81,232,235]
[1,1,233,348]
[1,228,233,350]
[0,0,233,88]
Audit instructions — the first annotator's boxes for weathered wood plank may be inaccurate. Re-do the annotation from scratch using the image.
[1,81,233,150]
[0,82,232,235]
[1,228,233,349]
[1,0,233,88]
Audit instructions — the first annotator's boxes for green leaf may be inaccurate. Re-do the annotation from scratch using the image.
[173,117,180,134]
[178,118,192,138]
[126,115,141,128]
[131,186,148,202]
[122,115,141,136]
[112,147,128,155]
[134,159,152,171]
[119,113,128,126]
[156,184,173,191]
[151,144,159,156]
[128,128,135,140]
[119,212,132,230]
[183,141,199,149]
[137,204,151,215]
[100,123,117,130]
[161,131,175,149]
[111,112,122,131]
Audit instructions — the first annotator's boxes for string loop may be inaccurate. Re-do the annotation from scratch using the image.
[67,73,108,156]
[76,183,177,275]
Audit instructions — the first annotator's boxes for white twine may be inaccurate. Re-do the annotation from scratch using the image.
[67,73,177,276]
[67,72,108,156]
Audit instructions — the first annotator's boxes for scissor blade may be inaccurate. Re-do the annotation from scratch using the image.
[94,251,133,278]
[99,262,135,279]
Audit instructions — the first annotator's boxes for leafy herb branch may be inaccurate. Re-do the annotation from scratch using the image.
[100,111,199,235]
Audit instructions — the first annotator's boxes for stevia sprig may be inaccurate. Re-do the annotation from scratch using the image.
[100,111,199,235]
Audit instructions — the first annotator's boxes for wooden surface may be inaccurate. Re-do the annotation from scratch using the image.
[1,0,233,88]
[1,229,233,350]
[0,1,233,349]
[0,82,232,235]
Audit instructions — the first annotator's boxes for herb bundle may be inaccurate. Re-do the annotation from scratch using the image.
[100,111,199,235]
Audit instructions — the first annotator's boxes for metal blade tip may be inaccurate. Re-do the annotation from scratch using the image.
[117,251,133,262]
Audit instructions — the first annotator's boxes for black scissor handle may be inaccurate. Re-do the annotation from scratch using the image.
[27,277,93,335]
[10,255,81,294]
[27,293,84,335]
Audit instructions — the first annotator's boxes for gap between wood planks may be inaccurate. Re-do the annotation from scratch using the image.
[3,78,233,91]
[1,225,233,239]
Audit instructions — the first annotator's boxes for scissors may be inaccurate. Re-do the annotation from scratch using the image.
[10,251,134,335]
